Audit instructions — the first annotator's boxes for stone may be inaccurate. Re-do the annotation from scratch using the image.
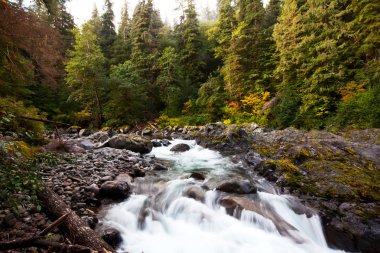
[189,172,206,181]
[79,128,93,137]
[216,180,257,194]
[185,186,205,202]
[151,139,162,147]
[98,181,131,200]
[244,150,263,169]
[153,163,168,171]
[170,143,191,152]
[101,228,123,249]
[102,134,153,154]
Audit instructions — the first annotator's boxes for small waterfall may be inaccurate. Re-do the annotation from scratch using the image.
[101,140,346,253]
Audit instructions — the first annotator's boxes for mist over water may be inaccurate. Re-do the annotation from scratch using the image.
[102,140,346,253]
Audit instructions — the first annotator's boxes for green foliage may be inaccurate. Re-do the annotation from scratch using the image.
[196,74,226,122]
[65,22,106,128]
[104,61,149,126]
[156,47,182,116]
[334,84,380,128]
[0,97,46,140]
[99,0,117,61]
[269,89,302,129]
[0,141,42,208]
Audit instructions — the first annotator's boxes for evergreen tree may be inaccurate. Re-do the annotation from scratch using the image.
[175,0,205,101]
[65,22,106,127]
[222,0,266,99]
[111,1,131,65]
[99,0,117,60]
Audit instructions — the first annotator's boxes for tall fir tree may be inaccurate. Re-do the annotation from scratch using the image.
[111,1,131,65]
[99,0,117,61]
[222,0,266,100]
[175,0,204,102]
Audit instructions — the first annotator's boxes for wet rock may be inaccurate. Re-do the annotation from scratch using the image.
[189,172,206,181]
[244,150,263,169]
[98,181,131,200]
[162,139,171,146]
[101,134,153,154]
[151,139,162,147]
[142,129,153,136]
[79,128,93,137]
[153,163,168,171]
[130,168,146,178]
[219,196,303,243]
[216,180,257,194]
[101,228,123,249]
[170,143,191,152]
[185,186,205,202]
[67,126,81,134]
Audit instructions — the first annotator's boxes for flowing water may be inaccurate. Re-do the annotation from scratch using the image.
[102,140,346,253]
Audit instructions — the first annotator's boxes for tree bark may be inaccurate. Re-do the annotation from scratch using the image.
[37,187,115,253]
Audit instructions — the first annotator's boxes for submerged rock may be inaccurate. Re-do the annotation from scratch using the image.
[216,180,257,194]
[170,143,191,152]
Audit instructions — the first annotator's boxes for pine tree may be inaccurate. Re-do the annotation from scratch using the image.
[99,0,117,60]
[175,0,204,101]
[111,1,131,65]
[222,0,266,99]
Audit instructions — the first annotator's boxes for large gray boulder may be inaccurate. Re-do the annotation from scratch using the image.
[102,134,153,154]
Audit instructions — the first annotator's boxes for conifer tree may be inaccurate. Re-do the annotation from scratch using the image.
[99,0,117,60]
[175,0,204,101]
[111,1,131,65]
[65,22,106,127]
[222,0,265,99]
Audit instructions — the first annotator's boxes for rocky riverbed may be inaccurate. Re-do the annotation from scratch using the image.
[0,124,379,253]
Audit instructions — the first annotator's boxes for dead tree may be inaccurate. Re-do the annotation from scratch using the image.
[37,187,115,253]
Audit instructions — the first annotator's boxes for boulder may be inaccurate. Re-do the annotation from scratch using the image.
[170,143,191,152]
[101,228,123,249]
[244,150,263,169]
[151,139,162,147]
[98,180,131,200]
[79,128,93,137]
[153,163,168,171]
[189,172,206,181]
[185,186,205,202]
[216,180,257,194]
[102,134,153,154]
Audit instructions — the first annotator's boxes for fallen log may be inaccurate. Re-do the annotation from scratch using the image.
[0,238,92,253]
[0,213,91,252]
[37,187,115,253]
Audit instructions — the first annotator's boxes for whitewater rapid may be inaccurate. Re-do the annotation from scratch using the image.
[101,139,346,253]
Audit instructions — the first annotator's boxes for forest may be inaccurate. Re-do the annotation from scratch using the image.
[0,0,379,140]
[0,1,379,252]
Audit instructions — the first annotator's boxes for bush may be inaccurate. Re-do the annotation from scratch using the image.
[0,97,46,141]
[334,84,380,128]
[0,141,42,209]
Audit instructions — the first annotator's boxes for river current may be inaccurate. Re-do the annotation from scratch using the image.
[102,139,346,253]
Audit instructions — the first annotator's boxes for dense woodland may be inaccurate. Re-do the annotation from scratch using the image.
[0,0,379,140]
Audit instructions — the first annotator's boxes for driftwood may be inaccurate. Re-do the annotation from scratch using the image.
[37,187,115,253]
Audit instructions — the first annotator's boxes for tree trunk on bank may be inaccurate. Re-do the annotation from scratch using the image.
[37,187,115,253]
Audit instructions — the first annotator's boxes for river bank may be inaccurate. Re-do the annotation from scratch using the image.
[0,125,379,252]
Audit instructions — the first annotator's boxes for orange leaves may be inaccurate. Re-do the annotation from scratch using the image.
[241,91,271,116]
[340,81,367,102]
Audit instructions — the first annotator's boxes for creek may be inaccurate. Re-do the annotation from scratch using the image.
[102,139,346,253]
